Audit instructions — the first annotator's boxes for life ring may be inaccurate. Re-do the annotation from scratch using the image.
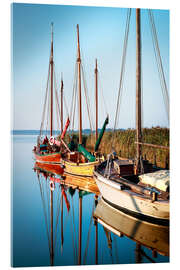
[49,136,55,146]
[60,164,65,169]
[50,180,55,191]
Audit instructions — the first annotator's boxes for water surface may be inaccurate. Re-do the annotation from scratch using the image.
[12,134,169,267]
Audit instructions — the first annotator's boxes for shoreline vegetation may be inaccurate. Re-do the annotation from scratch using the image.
[65,127,169,169]
[13,127,169,169]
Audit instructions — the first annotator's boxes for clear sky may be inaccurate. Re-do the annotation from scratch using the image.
[12,3,169,130]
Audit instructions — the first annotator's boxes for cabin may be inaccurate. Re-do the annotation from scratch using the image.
[113,159,134,176]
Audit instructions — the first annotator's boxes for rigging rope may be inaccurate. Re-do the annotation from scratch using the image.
[148,9,169,122]
[45,82,50,134]
[54,66,61,132]
[112,8,132,148]
[63,94,69,120]
[40,62,51,135]
[81,64,94,132]
[70,63,78,133]
[98,74,109,117]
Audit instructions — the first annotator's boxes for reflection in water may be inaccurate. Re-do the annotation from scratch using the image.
[94,197,169,260]
[34,162,98,266]
[33,162,169,266]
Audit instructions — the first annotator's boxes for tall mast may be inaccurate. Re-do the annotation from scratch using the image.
[95,59,98,141]
[77,24,82,145]
[136,9,142,172]
[60,74,63,134]
[50,22,54,137]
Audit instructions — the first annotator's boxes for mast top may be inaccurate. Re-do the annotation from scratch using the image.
[77,24,81,63]
[95,58,98,73]
[51,22,54,43]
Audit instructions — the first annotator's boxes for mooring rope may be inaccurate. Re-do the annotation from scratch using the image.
[112,8,132,148]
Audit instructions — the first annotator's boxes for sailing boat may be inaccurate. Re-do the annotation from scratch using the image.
[60,25,108,177]
[33,23,70,164]
[94,9,169,222]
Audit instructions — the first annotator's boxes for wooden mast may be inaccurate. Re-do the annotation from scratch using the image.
[77,24,82,145]
[60,74,63,134]
[95,59,98,141]
[136,9,142,173]
[50,22,54,137]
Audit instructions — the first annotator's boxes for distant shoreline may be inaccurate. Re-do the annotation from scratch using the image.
[12,127,169,136]
[12,129,113,135]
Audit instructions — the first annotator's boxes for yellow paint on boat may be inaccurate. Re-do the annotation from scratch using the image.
[61,159,99,177]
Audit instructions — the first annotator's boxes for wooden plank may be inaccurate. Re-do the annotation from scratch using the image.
[135,142,169,150]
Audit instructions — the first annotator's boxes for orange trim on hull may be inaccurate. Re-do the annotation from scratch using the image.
[34,152,61,163]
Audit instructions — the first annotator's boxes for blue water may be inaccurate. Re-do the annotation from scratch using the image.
[11,135,169,267]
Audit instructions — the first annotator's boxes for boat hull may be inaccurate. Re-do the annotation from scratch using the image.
[34,152,61,164]
[94,171,169,222]
[61,159,99,177]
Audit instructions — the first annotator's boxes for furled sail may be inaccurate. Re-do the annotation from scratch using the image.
[77,144,96,162]
[94,116,109,152]
[61,117,70,140]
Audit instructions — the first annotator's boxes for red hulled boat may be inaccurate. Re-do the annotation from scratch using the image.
[33,23,69,164]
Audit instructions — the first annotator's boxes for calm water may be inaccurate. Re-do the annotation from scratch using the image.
[12,135,169,267]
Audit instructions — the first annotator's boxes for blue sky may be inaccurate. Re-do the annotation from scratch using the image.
[12,3,169,130]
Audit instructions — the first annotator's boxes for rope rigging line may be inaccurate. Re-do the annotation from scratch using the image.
[80,46,95,132]
[63,93,70,119]
[54,65,61,132]
[40,62,51,135]
[70,63,78,133]
[81,64,95,132]
[139,66,144,143]
[149,10,169,116]
[45,81,50,134]
[148,9,169,122]
[98,74,109,117]
[112,8,132,148]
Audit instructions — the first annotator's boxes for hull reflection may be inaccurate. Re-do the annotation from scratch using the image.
[94,198,169,257]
